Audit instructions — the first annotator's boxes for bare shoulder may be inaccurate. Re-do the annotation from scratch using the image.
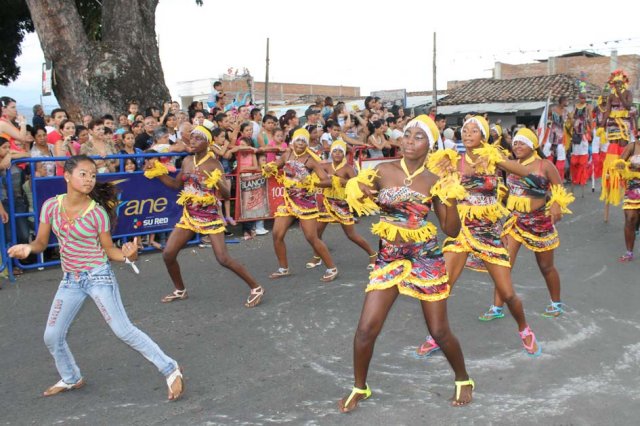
[376,160,399,174]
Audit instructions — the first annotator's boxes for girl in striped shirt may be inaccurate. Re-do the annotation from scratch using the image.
[8,155,185,401]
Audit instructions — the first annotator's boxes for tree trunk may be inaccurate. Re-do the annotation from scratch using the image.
[25,0,170,121]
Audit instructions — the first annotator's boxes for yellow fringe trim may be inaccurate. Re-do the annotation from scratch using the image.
[472,143,507,174]
[345,169,380,216]
[623,200,640,210]
[457,202,510,222]
[610,110,629,119]
[600,155,625,205]
[426,149,460,177]
[203,169,222,189]
[176,222,226,235]
[497,182,509,203]
[506,195,532,213]
[144,161,169,179]
[178,208,226,229]
[176,191,218,206]
[546,184,575,214]
[371,221,437,242]
[430,175,467,206]
[368,259,412,285]
[324,175,346,199]
[367,261,451,301]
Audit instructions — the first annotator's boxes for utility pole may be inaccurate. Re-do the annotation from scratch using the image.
[264,38,270,113]
[432,32,437,111]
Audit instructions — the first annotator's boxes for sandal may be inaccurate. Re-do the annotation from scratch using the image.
[161,289,188,303]
[166,366,185,401]
[478,305,505,321]
[43,378,85,397]
[320,267,339,282]
[542,301,566,318]
[245,286,264,308]
[269,267,290,279]
[305,256,322,269]
[149,241,163,250]
[519,325,542,357]
[338,384,371,413]
[366,252,378,271]
[415,335,440,359]
[452,378,475,406]
[618,251,634,262]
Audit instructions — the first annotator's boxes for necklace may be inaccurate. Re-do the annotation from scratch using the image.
[332,159,346,173]
[464,153,476,166]
[193,152,213,169]
[520,155,536,166]
[292,149,307,160]
[400,158,425,186]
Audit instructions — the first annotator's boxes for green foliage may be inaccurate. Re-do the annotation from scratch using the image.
[0,0,33,85]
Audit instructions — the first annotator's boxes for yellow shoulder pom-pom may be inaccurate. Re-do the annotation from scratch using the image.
[301,173,320,192]
[429,175,466,206]
[261,162,279,178]
[426,149,460,177]
[144,161,169,179]
[203,169,222,189]
[472,144,507,174]
[325,175,346,199]
[547,184,575,214]
[345,169,380,216]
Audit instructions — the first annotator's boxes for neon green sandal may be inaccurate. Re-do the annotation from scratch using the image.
[453,378,475,406]
[339,384,371,413]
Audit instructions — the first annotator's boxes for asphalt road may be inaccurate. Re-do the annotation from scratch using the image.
[1,188,639,425]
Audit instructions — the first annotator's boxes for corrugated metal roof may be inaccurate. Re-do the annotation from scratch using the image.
[437,101,546,115]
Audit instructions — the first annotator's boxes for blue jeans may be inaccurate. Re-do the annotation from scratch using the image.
[44,263,177,384]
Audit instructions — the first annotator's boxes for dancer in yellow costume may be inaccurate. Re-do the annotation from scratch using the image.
[609,140,640,262]
[479,128,574,320]
[601,69,634,222]
[417,116,542,358]
[305,139,377,270]
[146,125,264,307]
[262,128,339,281]
[338,115,474,413]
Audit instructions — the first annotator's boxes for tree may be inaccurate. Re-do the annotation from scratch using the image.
[3,1,201,120]
[0,0,33,85]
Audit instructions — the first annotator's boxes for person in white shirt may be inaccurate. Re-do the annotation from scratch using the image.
[442,128,457,151]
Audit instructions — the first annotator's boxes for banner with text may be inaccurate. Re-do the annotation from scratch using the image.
[34,172,182,237]
[238,172,272,220]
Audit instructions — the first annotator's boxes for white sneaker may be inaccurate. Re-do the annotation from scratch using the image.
[255,228,269,236]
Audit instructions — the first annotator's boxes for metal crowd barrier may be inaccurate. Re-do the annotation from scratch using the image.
[3,152,213,281]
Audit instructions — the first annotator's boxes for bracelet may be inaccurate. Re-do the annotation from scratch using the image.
[124,256,140,274]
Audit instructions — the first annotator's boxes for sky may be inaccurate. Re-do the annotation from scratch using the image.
[2,0,639,113]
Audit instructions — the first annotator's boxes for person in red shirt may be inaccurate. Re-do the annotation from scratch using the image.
[47,108,68,145]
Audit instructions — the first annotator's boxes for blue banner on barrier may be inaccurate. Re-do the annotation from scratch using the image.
[34,171,181,236]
